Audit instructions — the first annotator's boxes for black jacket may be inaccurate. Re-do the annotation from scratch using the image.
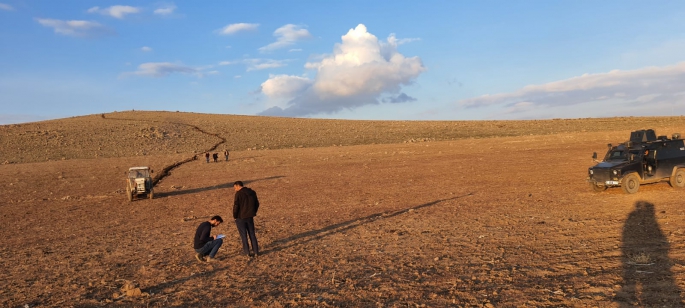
[233,187,259,219]
[193,221,213,249]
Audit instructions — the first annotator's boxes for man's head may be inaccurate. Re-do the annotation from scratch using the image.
[233,181,244,192]
[209,215,223,227]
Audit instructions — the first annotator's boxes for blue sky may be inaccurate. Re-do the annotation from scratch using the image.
[2,1,685,124]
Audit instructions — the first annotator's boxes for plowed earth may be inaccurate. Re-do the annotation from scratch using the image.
[2,112,685,307]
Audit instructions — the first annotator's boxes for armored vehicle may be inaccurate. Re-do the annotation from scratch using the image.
[126,167,154,201]
[588,129,685,194]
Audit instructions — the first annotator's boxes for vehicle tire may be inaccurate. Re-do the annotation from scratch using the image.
[590,182,607,192]
[149,188,154,200]
[127,189,133,202]
[621,173,640,194]
[669,168,685,188]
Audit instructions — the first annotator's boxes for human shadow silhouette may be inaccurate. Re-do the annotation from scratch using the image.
[615,201,683,307]
[157,175,285,198]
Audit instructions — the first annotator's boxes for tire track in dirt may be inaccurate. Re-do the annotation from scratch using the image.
[103,115,226,187]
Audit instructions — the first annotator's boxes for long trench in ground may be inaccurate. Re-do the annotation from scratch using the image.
[104,116,226,187]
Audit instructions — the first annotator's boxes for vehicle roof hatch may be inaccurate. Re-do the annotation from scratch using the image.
[630,129,656,143]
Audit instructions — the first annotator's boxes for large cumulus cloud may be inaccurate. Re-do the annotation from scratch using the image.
[259,24,425,117]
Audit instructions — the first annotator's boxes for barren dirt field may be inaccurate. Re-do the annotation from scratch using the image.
[3,112,685,307]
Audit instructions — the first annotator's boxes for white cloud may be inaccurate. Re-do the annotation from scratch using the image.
[87,5,141,19]
[259,24,312,53]
[127,62,199,77]
[259,24,425,116]
[502,102,535,115]
[459,62,685,116]
[0,3,14,11]
[260,75,313,109]
[387,34,420,46]
[245,59,289,71]
[261,75,313,99]
[141,46,152,52]
[219,58,290,71]
[154,4,176,15]
[35,18,114,38]
[217,23,259,35]
[289,48,302,52]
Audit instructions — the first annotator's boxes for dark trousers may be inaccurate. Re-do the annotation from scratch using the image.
[235,217,259,255]
[195,238,223,258]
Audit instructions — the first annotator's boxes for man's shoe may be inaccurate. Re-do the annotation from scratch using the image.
[206,257,216,262]
[195,253,206,262]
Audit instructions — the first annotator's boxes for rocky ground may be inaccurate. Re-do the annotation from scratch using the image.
[2,113,685,307]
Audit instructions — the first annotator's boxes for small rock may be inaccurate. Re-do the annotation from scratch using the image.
[126,288,142,297]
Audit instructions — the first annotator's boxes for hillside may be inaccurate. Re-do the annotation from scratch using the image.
[2,110,685,164]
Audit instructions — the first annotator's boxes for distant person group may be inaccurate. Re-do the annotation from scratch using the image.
[204,149,229,163]
[193,181,260,262]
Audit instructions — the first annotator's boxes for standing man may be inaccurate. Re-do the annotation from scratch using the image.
[224,149,229,161]
[233,181,260,257]
[193,215,224,262]
[205,152,210,163]
[212,152,219,162]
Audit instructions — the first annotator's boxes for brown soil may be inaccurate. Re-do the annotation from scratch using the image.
[2,112,685,307]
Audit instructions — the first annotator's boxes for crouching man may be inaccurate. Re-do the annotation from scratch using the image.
[193,215,224,262]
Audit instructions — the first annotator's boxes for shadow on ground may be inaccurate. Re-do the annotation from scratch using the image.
[157,176,285,198]
[264,192,474,254]
[143,193,472,295]
[615,200,683,307]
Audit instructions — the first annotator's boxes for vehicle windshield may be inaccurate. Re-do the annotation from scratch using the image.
[129,169,149,178]
[605,149,642,161]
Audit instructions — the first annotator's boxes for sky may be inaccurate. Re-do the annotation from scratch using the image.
[2,1,685,124]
